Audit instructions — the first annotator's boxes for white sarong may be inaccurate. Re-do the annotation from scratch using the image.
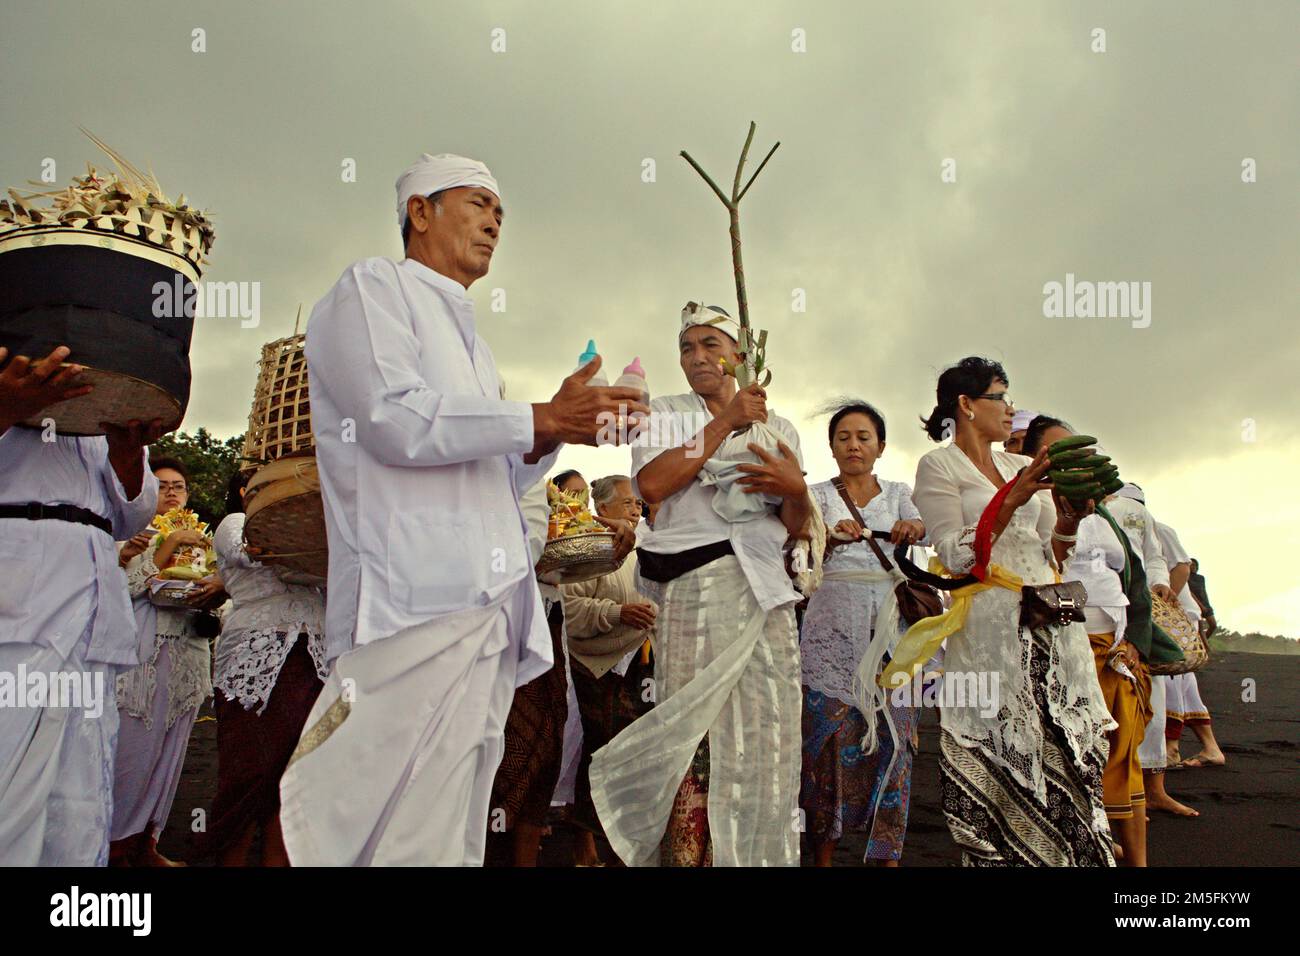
[589,555,801,866]
[1137,675,1167,770]
[279,600,517,866]
[0,638,119,866]
[1165,671,1210,723]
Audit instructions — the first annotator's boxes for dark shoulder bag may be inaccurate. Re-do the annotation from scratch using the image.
[829,477,943,626]
[887,470,1085,632]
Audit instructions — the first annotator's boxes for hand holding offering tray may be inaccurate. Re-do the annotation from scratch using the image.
[536,481,624,585]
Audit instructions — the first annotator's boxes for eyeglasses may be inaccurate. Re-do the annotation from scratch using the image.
[975,392,1014,407]
[158,481,188,493]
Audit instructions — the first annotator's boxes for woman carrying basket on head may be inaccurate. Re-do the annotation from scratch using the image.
[203,470,328,865]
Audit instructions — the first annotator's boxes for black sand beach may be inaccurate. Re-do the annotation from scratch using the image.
[162,650,1298,867]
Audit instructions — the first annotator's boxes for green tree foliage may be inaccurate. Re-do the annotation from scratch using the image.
[1209,630,1300,656]
[150,429,245,525]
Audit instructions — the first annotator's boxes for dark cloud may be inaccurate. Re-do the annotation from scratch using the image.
[4,0,1295,631]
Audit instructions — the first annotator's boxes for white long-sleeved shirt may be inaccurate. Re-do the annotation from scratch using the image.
[630,391,803,611]
[1104,496,1170,589]
[304,257,559,683]
[1064,513,1129,643]
[1153,520,1200,623]
[0,429,157,664]
[912,443,1061,577]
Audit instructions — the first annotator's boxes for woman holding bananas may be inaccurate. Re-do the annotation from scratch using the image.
[904,357,1116,866]
[1024,416,1153,865]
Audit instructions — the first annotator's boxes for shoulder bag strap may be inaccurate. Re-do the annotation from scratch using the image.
[830,476,893,571]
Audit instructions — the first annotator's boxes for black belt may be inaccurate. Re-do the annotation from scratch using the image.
[0,502,114,536]
[636,540,735,583]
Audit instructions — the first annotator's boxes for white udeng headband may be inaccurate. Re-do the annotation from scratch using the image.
[679,301,740,343]
[395,152,501,228]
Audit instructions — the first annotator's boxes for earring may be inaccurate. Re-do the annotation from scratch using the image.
[967,411,975,421]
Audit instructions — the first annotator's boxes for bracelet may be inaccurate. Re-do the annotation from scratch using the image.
[1052,529,1078,543]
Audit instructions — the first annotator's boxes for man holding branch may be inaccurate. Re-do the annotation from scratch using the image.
[589,303,809,866]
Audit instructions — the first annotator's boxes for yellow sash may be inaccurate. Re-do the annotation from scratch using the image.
[878,557,1024,689]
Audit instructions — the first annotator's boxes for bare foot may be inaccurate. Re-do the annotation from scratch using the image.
[137,842,187,867]
[1148,793,1199,817]
[1181,753,1226,769]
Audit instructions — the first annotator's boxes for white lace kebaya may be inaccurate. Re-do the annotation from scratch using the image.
[211,513,327,713]
[117,538,212,731]
[800,477,923,706]
[911,443,1115,803]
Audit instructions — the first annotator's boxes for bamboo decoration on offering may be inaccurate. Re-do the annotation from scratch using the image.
[680,121,780,390]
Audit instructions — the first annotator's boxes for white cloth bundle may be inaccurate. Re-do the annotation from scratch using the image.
[697,418,786,522]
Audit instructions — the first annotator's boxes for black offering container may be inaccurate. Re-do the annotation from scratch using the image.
[0,227,198,435]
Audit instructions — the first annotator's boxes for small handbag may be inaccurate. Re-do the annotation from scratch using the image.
[829,477,943,626]
[1018,580,1088,630]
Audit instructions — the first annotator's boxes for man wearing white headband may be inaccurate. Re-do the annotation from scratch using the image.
[678,301,741,344]
[589,300,810,867]
[285,152,647,866]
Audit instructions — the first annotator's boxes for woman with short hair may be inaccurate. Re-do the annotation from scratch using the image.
[561,474,656,866]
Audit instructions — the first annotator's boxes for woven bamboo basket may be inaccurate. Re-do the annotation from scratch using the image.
[243,454,327,579]
[240,332,313,472]
[239,326,326,581]
[1149,592,1210,675]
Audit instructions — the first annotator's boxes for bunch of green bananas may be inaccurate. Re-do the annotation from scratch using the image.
[1047,434,1124,505]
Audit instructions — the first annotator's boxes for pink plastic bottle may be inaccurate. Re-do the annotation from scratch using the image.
[612,356,649,405]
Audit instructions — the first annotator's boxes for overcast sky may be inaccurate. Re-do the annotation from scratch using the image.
[4,0,1297,636]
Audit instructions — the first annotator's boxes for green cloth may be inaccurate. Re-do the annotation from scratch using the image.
[1095,504,1183,667]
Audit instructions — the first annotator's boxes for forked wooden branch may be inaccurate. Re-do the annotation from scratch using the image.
[679,121,780,389]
